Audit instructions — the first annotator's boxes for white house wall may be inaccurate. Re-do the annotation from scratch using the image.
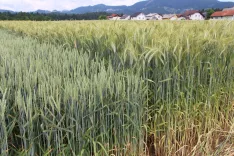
[125,16,131,20]
[170,16,177,20]
[212,16,234,20]
[120,16,130,20]
[111,17,121,20]
[222,16,234,19]
[132,13,146,20]
[190,13,204,20]
[146,13,162,20]
[156,15,162,20]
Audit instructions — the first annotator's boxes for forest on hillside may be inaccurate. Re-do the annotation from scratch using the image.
[0,12,109,20]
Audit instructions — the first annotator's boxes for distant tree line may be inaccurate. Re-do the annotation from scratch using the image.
[0,12,109,21]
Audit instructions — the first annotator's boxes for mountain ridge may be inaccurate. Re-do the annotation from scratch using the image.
[70,0,234,14]
[1,0,234,14]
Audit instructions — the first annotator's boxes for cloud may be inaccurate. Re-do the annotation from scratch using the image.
[0,0,141,11]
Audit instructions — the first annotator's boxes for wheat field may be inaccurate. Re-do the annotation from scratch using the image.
[0,21,233,155]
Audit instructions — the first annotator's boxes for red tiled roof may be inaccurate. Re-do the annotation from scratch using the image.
[177,14,182,17]
[111,14,120,17]
[182,10,200,17]
[211,10,234,17]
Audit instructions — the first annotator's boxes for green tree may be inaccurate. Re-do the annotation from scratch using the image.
[98,15,107,20]
[206,9,215,19]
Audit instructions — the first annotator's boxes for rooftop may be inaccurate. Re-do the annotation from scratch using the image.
[223,7,234,11]
[120,15,130,19]
[211,10,234,17]
[131,12,143,17]
[162,14,176,19]
[182,10,200,17]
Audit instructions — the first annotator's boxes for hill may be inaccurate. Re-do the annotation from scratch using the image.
[0,9,14,13]
[70,0,234,14]
[1,0,234,14]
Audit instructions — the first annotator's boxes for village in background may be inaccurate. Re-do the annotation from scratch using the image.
[107,7,234,20]
[1,7,234,21]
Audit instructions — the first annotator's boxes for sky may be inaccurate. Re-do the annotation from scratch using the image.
[0,0,233,12]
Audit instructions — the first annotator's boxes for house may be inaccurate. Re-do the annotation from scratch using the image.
[223,7,234,11]
[162,14,178,20]
[211,10,234,20]
[120,15,130,20]
[182,10,204,20]
[130,12,146,20]
[108,14,121,20]
[146,13,162,20]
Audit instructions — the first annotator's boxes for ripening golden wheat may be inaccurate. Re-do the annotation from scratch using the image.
[0,21,233,156]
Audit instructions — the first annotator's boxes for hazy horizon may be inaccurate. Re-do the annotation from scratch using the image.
[0,0,234,12]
